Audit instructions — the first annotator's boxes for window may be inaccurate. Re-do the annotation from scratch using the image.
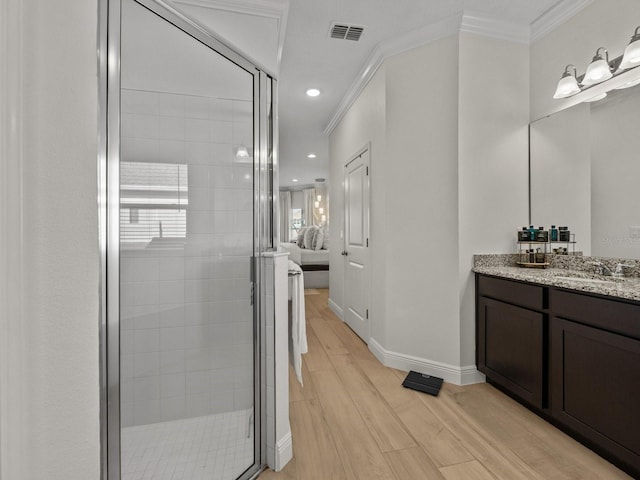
[290,208,303,240]
[120,161,188,247]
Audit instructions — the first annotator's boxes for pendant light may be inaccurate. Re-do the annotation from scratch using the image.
[582,48,613,86]
[619,26,640,70]
[553,65,581,99]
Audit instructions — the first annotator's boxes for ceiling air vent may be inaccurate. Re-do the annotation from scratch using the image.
[329,22,365,41]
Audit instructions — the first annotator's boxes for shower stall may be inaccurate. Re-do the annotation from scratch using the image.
[100,1,276,478]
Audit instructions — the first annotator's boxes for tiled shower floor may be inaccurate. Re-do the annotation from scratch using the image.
[121,409,254,480]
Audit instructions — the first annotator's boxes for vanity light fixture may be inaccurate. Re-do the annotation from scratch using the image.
[553,65,581,99]
[553,26,640,102]
[619,26,640,70]
[582,48,613,86]
[585,92,608,102]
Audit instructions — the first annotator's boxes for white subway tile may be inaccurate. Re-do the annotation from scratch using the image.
[211,301,235,324]
[209,98,233,121]
[159,116,185,141]
[159,93,184,117]
[158,304,184,328]
[184,95,208,119]
[134,399,161,425]
[188,187,209,211]
[210,391,234,414]
[134,352,160,377]
[160,326,185,351]
[211,211,234,234]
[161,395,186,422]
[233,189,253,212]
[160,349,186,374]
[185,392,211,417]
[233,166,253,188]
[210,188,234,211]
[186,210,210,235]
[185,348,210,372]
[161,373,186,398]
[185,257,211,279]
[210,368,234,389]
[210,121,233,144]
[156,139,184,163]
[185,118,210,142]
[121,137,160,163]
[184,141,210,165]
[121,354,134,379]
[210,142,233,166]
[133,375,160,403]
[158,280,185,305]
[134,329,160,353]
[210,166,234,189]
[234,388,253,410]
[159,257,185,281]
[210,323,235,347]
[185,371,210,395]
[184,325,209,350]
[121,89,158,115]
[188,165,210,189]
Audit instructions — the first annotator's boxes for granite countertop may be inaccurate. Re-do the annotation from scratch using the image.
[474,265,640,303]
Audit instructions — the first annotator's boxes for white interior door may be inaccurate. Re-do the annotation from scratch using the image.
[343,148,370,342]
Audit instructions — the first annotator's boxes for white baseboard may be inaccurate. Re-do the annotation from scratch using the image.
[328,297,344,320]
[368,338,485,386]
[274,431,293,472]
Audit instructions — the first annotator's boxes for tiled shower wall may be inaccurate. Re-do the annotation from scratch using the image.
[120,88,255,427]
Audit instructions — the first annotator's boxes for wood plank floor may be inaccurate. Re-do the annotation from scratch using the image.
[258,289,631,480]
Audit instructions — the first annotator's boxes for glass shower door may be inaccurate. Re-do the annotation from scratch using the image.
[117,1,259,478]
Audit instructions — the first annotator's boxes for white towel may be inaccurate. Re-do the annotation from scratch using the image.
[288,260,308,385]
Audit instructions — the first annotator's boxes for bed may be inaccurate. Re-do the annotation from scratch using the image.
[280,242,329,288]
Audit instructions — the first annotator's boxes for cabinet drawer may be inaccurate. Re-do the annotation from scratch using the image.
[550,289,640,339]
[477,275,544,310]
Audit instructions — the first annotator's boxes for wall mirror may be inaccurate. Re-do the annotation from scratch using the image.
[529,83,640,260]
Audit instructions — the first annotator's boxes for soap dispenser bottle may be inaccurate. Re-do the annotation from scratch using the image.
[550,225,558,242]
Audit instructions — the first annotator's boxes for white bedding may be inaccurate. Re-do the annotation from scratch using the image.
[280,242,329,266]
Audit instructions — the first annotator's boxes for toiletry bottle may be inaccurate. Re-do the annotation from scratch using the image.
[528,225,536,241]
[550,225,558,242]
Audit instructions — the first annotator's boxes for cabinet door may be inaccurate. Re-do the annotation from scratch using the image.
[478,297,545,408]
[551,317,640,476]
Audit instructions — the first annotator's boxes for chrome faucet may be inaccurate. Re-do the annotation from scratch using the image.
[591,261,613,276]
[613,263,634,278]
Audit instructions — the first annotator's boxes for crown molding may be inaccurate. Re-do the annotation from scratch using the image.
[324,12,463,136]
[461,11,530,44]
[531,0,593,43]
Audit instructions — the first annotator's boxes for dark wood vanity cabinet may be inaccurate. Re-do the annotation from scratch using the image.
[550,290,640,476]
[476,274,640,478]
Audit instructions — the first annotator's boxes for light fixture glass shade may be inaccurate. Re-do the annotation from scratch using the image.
[319,207,324,215]
[553,69,581,99]
[585,92,607,102]
[235,144,249,158]
[618,27,640,70]
[317,195,322,202]
[582,49,612,86]
[314,201,319,208]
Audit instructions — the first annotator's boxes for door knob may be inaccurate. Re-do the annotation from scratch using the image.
[341,250,348,256]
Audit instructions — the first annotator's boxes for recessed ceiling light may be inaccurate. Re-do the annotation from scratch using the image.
[292,178,299,182]
[306,88,320,97]
[307,153,317,159]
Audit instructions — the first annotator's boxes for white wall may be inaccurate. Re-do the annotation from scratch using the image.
[384,36,461,366]
[458,33,530,367]
[0,0,101,478]
[329,64,386,341]
[329,30,529,381]
[530,0,640,121]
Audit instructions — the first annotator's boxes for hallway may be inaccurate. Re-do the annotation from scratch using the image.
[259,289,630,479]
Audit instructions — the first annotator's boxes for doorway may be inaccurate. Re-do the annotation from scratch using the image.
[343,147,370,342]
[102,1,274,478]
